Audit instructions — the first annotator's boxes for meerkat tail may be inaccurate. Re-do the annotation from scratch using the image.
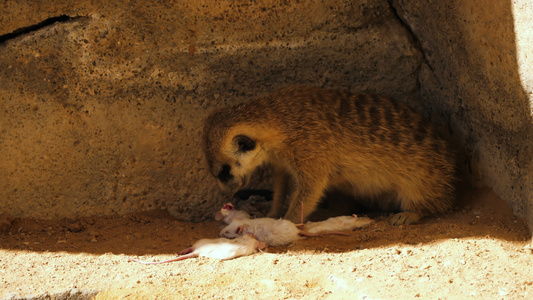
[299,231,349,237]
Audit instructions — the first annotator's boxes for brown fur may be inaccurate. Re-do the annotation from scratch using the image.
[203,86,456,225]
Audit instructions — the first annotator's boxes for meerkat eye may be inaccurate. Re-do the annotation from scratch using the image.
[234,135,256,153]
[217,164,234,183]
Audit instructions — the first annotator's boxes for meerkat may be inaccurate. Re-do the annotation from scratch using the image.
[202,86,456,225]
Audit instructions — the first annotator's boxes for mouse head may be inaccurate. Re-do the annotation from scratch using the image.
[215,203,236,221]
[222,203,235,211]
[220,221,249,238]
[243,234,267,250]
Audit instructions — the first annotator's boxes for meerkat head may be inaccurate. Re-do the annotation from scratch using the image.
[218,134,268,196]
[203,105,283,198]
[204,125,269,197]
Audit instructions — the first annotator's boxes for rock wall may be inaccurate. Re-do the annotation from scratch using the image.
[0,0,422,221]
[392,0,533,233]
[2,0,532,233]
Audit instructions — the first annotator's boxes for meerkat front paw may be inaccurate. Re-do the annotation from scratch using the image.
[266,211,282,219]
[283,210,302,224]
[390,212,421,225]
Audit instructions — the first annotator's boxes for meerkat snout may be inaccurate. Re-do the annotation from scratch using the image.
[214,164,237,197]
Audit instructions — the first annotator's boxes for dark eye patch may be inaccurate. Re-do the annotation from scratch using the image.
[217,164,234,183]
[234,135,256,152]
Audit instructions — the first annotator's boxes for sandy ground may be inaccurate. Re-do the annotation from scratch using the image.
[1,188,532,300]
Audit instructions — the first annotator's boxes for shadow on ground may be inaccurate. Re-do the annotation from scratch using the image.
[0,188,529,257]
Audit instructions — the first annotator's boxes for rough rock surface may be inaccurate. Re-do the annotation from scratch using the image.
[391,0,533,233]
[0,0,422,221]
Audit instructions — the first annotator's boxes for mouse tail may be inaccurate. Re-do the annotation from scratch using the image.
[128,253,197,264]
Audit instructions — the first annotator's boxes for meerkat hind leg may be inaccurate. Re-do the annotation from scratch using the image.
[389,212,422,225]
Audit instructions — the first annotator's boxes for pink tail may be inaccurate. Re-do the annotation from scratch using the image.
[128,253,197,264]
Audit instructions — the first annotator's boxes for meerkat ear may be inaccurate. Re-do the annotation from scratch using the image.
[233,135,256,153]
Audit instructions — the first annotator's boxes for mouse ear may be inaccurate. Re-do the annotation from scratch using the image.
[215,212,223,221]
[236,225,248,235]
[257,241,267,250]
[223,203,235,210]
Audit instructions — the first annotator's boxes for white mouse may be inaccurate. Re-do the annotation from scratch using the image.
[219,216,349,247]
[302,214,374,234]
[128,234,266,264]
[220,217,301,247]
[215,202,251,224]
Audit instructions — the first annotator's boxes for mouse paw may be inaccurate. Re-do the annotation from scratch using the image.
[178,247,194,255]
[294,223,305,229]
[390,212,421,225]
